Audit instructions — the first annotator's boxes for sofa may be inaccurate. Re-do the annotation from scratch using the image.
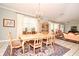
[63,33,79,43]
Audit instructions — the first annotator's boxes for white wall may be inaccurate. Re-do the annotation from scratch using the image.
[64,20,79,33]
[0,7,17,41]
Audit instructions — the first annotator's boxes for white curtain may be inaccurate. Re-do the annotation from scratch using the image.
[23,16,38,32]
[17,14,38,37]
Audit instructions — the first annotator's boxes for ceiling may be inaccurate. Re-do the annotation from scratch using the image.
[0,3,79,23]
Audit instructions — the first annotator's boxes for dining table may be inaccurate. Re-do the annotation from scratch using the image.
[19,33,51,41]
[19,32,54,54]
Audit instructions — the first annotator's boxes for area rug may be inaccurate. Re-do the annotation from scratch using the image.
[3,43,70,56]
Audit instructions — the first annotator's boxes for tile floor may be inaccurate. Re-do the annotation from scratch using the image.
[55,39,79,56]
[0,39,79,56]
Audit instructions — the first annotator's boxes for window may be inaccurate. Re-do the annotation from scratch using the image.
[49,22,64,32]
[23,16,38,32]
[49,22,59,32]
[60,24,64,32]
[17,14,38,36]
[49,22,54,32]
[53,23,59,32]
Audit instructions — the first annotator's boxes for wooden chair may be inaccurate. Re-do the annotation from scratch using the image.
[8,32,23,55]
[43,33,55,48]
[29,38,42,54]
[51,34,55,45]
[50,34,55,53]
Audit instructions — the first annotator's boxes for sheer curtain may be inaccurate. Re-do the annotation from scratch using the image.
[23,16,38,32]
[17,14,38,36]
[49,22,54,32]
[49,22,65,32]
[53,23,59,32]
[60,24,64,32]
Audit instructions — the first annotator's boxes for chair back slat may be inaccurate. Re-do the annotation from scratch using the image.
[8,32,13,46]
[34,38,42,45]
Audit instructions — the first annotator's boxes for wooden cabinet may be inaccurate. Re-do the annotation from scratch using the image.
[41,22,49,33]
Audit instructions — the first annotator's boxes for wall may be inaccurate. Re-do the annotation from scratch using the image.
[0,7,17,41]
[64,20,79,33]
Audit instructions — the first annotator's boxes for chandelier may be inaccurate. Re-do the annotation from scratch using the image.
[35,3,64,22]
[35,3,42,19]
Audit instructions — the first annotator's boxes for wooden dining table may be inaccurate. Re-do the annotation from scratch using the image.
[19,32,53,54]
[19,33,50,41]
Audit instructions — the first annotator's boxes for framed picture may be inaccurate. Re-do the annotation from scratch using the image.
[3,19,15,27]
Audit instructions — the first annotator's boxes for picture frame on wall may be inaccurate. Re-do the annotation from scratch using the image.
[3,19,15,27]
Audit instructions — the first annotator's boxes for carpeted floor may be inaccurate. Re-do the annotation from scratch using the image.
[3,43,70,56]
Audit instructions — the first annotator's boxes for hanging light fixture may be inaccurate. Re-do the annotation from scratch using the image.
[35,3,42,19]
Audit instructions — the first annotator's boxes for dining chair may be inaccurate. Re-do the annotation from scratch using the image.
[43,33,55,48]
[29,38,42,54]
[8,32,23,55]
[50,34,55,52]
[43,35,51,47]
